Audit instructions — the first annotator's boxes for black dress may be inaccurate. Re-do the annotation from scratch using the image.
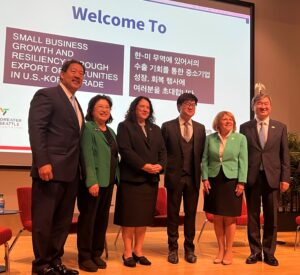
[203,168,242,217]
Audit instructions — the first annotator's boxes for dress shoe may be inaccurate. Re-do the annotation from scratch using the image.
[184,253,197,263]
[92,257,107,269]
[168,250,179,264]
[264,256,279,266]
[78,260,98,272]
[213,258,222,264]
[122,255,136,267]
[32,267,59,275]
[222,259,232,265]
[52,264,78,275]
[245,253,262,264]
[132,252,151,265]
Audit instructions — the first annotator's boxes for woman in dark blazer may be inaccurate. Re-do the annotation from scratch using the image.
[77,95,119,272]
[114,96,167,267]
[202,111,247,265]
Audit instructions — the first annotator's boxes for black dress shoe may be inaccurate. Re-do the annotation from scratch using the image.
[92,257,107,269]
[168,250,179,264]
[53,264,79,274]
[245,253,262,264]
[184,253,197,263]
[122,255,136,267]
[132,252,151,265]
[33,267,59,275]
[264,256,279,266]
[78,259,98,272]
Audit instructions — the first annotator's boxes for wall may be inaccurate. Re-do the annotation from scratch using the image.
[251,0,300,132]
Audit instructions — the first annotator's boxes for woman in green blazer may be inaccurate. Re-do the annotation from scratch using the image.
[77,95,120,272]
[202,111,248,265]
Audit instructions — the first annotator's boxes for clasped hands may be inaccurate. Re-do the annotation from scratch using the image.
[142,163,163,174]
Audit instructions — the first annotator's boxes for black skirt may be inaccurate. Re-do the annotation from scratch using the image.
[203,168,242,217]
[114,181,158,226]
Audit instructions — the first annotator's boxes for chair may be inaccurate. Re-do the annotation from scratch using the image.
[114,186,185,245]
[197,212,214,242]
[0,226,12,273]
[9,187,108,258]
[294,215,300,250]
[197,198,264,242]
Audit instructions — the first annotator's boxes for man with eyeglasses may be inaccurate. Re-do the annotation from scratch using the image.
[161,93,206,264]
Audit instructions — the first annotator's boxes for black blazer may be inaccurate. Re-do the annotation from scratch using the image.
[240,119,290,188]
[116,120,167,183]
[28,85,84,182]
[161,118,206,190]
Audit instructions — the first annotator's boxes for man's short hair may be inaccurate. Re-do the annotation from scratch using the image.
[176,93,198,112]
[61,59,86,75]
[251,92,272,109]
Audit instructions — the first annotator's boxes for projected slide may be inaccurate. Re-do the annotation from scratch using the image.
[0,0,252,166]
[4,27,124,94]
[129,46,215,102]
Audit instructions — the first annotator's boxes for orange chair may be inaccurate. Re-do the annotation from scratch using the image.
[294,215,300,250]
[0,226,12,273]
[9,187,109,258]
[152,187,184,227]
[197,212,214,242]
[114,187,185,245]
[197,198,264,242]
[10,187,78,250]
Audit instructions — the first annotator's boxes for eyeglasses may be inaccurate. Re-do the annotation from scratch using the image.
[183,102,197,108]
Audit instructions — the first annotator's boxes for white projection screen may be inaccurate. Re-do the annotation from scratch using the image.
[0,0,254,167]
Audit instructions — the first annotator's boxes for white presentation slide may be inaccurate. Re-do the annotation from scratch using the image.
[0,0,252,166]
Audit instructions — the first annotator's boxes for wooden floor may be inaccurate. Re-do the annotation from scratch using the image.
[2,228,300,275]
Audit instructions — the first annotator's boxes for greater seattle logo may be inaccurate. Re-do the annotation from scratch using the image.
[0,107,9,115]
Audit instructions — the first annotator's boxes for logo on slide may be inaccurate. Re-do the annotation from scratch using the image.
[0,107,9,115]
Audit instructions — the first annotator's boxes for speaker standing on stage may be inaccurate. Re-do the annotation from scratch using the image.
[202,111,247,265]
[114,96,166,268]
[77,95,119,272]
[28,59,85,275]
[161,93,206,264]
[240,93,290,267]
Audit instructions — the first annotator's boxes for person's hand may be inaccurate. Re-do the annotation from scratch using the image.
[38,164,53,181]
[142,164,161,174]
[235,183,245,197]
[152,164,163,173]
[280,181,289,192]
[202,180,211,194]
[89,184,99,197]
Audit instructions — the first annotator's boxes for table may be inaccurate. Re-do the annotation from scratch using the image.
[0,210,19,215]
[0,210,19,273]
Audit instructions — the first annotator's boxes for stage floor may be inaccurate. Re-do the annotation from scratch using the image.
[3,227,300,275]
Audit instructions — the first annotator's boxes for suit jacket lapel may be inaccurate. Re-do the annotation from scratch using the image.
[175,118,184,154]
[91,121,110,146]
[145,123,153,147]
[76,97,84,120]
[57,86,81,132]
[134,122,149,148]
[192,120,199,155]
[264,119,275,149]
[250,119,262,150]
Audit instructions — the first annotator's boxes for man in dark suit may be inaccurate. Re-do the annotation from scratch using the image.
[161,93,206,264]
[28,59,85,275]
[240,92,290,267]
